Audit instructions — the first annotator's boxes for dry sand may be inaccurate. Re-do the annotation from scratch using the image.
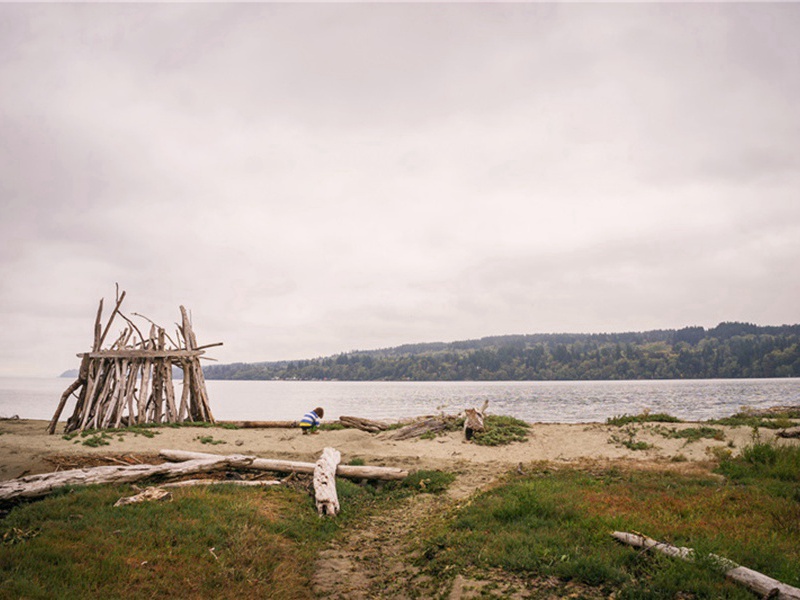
[1,418,793,484]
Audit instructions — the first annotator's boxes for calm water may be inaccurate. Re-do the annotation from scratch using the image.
[1,377,799,424]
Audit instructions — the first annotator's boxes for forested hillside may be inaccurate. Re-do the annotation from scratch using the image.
[203,322,800,381]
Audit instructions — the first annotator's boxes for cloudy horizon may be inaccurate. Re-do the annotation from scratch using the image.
[2,3,799,377]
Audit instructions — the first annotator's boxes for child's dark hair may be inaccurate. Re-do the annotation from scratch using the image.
[314,407,324,418]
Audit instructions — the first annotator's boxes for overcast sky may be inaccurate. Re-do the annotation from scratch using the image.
[1,3,799,378]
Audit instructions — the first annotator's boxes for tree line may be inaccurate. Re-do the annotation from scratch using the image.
[203,322,800,381]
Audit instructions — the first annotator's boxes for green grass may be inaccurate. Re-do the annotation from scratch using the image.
[710,412,799,430]
[0,469,450,599]
[418,444,800,598]
[608,425,654,451]
[653,425,726,443]
[471,415,530,446]
[195,435,226,445]
[606,412,682,426]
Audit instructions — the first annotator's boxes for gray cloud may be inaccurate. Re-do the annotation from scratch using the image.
[1,3,798,376]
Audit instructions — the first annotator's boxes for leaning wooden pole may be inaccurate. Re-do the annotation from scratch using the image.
[612,531,800,600]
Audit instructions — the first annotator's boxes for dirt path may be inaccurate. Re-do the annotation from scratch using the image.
[312,464,497,599]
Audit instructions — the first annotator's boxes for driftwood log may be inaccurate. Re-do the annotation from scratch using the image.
[339,416,389,433]
[464,400,489,440]
[777,426,800,439]
[613,531,800,599]
[390,417,451,440]
[314,447,341,516]
[159,449,409,481]
[0,456,254,502]
[218,421,298,429]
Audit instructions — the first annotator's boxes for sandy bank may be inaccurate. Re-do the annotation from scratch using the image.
[2,419,794,484]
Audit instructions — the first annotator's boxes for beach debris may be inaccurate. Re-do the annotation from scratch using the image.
[0,456,254,502]
[314,447,341,517]
[339,415,390,433]
[464,400,489,440]
[390,416,453,440]
[159,449,409,481]
[48,286,222,435]
[777,426,800,439]
[218,420,298,429]
[114,486,172,507]
[613,531,800,600]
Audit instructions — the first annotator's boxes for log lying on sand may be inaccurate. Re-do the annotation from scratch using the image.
[613,531,800,600]
[777,426,800,439]
[0,456,255,502]
[218,421,298,429]
[390,417,451,441]
[339,415,389,433]
[314,447,341,516]
[159,449,409,481]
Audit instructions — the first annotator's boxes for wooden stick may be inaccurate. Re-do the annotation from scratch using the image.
[48,377,83,434]
[159,449,409,481]
[612,531,800,599]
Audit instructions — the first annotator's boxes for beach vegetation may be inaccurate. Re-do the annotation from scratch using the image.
[418,455,800,597]
[471,415,530,446]
[0,470,447,599]
[653,425,725,443]
[606,412,681,426]
[608,425,654,451]
[195,435,226,445]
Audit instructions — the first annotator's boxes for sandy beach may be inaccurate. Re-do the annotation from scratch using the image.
[2,418,793,486]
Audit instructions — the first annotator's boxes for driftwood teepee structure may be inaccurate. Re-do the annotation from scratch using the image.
[48,289,221,434]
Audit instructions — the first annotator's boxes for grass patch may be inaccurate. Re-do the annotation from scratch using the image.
[471,415,530,446]
[606,412,681,426]
[710,410,799,430]
[0,467,449,599]
[608,425,654,451]
[195,435,226,445]
[654,426,725,443]
[419,460,800,598]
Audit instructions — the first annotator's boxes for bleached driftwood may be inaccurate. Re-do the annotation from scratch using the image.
[158,449,409,481]
[160,479,282,488]
[777,426,800,439]
[390,417,450,441]
[464,400,489,440]
[314,447,341,516]
[612,531,800,600]
[339,415,389,433]
[114,486,172,506]
[0,456,254,502]
[50,288,220,434]
[218,421,298,429]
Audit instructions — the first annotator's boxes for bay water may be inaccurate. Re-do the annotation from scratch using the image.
[1,377,798,424]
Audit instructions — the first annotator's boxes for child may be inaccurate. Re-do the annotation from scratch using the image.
[299,407,324,434]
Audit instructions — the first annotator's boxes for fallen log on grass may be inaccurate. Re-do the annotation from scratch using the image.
[314,447,341,516]
[0,456,255,502]
[159,449,409,481]
[612,531,800,600]
[339,415,389,433]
